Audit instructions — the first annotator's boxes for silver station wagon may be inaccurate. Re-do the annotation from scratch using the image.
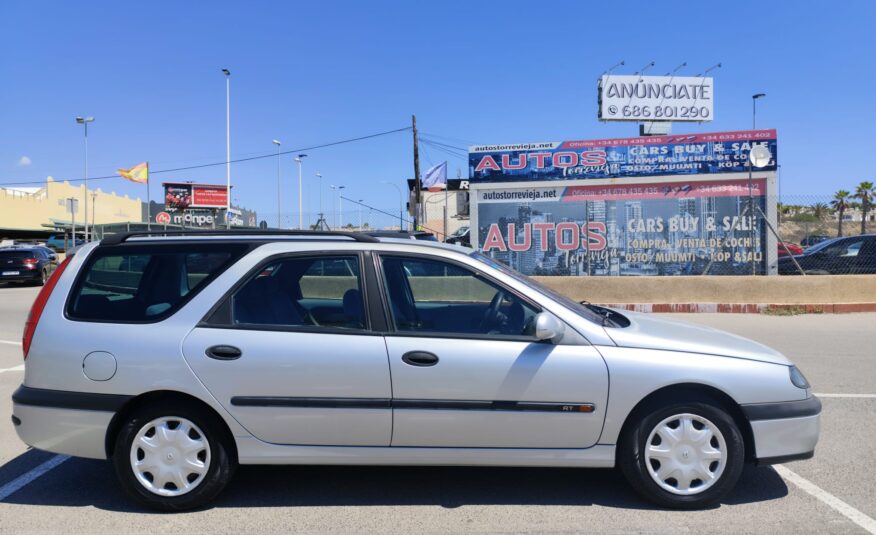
[11,231,821,510]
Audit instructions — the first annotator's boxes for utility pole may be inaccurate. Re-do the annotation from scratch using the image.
[412,114,422,230]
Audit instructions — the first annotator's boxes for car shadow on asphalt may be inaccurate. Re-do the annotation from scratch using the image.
[0,450,788,512]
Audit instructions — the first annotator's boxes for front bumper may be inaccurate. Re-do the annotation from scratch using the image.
[742,396,822,464]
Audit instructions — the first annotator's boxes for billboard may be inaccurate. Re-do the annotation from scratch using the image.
[469,129,776,183]
[598,75,714,122]
[476,177,768,276]
[163,183,229,210]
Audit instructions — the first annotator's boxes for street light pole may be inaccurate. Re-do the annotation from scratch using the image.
[294,154,307,229]
[316,173,323,227]
[272,139,281,227]
[330,185,345,228]
[75,116,94,241]
[749,93,766,275]
[381,181,404,230]
[358,199,364,229]
[222,68,231,228]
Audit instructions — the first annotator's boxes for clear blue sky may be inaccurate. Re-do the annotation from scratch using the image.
[1,0,874,223]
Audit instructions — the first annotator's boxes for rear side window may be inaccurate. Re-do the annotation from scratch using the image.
[228,255,366,330]
[67,245,246,322]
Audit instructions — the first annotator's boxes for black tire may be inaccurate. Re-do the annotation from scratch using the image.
[35,269,47,286]
[112,400,236,511]
[618,402,744,509]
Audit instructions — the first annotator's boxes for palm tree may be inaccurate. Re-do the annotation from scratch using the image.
[853,181,875,234]
[812,202,829,220]
[831,190,851,237]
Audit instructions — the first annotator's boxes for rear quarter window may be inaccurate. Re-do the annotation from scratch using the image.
[67,244,248,323]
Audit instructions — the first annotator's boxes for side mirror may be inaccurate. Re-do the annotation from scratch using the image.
[534,312,565,343]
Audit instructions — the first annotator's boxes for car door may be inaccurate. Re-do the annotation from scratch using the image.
[378,253,608,449]
[182,252,392,446]
[853,237,876,274]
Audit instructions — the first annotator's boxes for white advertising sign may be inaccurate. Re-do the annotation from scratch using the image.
[598,75,714,122]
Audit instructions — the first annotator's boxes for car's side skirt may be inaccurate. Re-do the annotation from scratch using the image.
[234,437,616,467]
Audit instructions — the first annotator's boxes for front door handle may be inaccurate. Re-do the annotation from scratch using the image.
[206,345,242,361]
[402,351,439,367]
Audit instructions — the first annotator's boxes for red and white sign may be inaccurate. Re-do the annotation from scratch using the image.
[163,182,229,210]
[155,211,172,224]
[192,184,229,208]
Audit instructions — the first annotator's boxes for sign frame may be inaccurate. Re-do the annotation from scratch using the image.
[598,74,714,123]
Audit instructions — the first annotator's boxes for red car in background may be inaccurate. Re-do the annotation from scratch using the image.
[778,242,804,257]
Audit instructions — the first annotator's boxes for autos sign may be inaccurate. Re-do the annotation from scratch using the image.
[468,129,776,183]
[476,176,768,276]
[598,75,714,122]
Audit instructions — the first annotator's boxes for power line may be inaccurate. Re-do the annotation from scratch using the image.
[0,126,412,187]
[419,137,468,153]
[420,139,467,161]
[341,195,444,236]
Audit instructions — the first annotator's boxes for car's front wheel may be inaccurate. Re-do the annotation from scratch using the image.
[112,402,235,511]
[619,402,744,509]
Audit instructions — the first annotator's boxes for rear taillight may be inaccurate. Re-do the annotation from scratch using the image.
[23,258,38,268]
[23,257,71,359]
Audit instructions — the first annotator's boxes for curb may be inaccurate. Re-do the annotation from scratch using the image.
[599,303,876,314]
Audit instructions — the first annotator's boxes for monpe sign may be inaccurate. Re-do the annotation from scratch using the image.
[598,75,714,123]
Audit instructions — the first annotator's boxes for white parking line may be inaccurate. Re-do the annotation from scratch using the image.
[0,364,24,373]
[815,393,876,398]
[775,465,876,534]
[0,454,70,502]
[0,340,22,346]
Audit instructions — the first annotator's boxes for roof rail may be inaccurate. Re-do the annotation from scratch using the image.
[99,229,380,246]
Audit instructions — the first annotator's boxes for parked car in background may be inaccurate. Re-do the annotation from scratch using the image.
[778,234,876,274]
[445,225,471,247]
[799,235,830,248]
[12,230,820,511]
[0,245,58,285]
[777,242,804,257]
[47,234,85,252]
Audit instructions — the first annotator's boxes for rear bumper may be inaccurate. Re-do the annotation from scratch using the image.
[12,403,113,460]
[0,270,42,282]
[11,386,131,460]
[742,396,822,464]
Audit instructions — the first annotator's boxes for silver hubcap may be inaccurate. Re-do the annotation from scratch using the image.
[644,413,727,495]
[129,416,211,497]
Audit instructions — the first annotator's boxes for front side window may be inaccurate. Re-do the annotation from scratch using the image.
[823,239,864,258]
[68,246,242,322]
[231,255,366,330]
[380,255,538,337]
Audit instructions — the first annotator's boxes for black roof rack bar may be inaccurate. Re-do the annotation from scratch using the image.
[99,229,380,246]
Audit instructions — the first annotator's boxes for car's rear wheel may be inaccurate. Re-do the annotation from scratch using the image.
[112,401,235,511]
[619,402,744,509]
[36,269,47,286]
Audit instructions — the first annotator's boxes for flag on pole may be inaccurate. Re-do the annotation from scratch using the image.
[117,162,149,184]
[421,161,447,191]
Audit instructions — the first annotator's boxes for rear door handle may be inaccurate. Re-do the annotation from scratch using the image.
[401,351,439,367]
[206,345,242,361]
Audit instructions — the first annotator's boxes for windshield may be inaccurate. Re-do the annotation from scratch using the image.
[470,251,606,324]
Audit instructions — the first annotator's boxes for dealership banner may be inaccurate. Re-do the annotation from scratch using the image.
[469,129,776,183]
[476,177,767,276]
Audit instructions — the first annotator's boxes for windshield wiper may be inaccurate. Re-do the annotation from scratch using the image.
[580,300,615,327]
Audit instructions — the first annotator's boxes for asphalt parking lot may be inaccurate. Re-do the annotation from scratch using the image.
[0,285,874,534]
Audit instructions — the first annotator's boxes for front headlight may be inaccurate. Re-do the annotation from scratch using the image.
[789,366,811,389]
